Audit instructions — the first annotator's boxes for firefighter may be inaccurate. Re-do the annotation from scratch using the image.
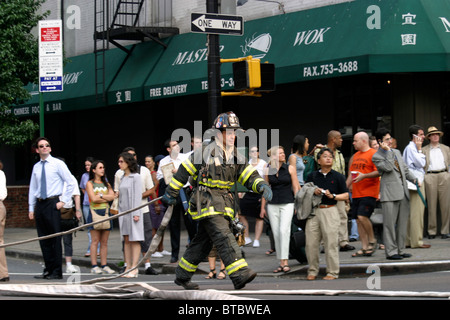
[162,111,273,290]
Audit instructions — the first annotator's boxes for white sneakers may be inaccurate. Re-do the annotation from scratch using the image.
[91,266,103,274]
[151,250,171,258]
[102,266,116,274]
[151,252,163,258]
[65,264,79,274]
[244,237,261,248]
[90,265,116,274]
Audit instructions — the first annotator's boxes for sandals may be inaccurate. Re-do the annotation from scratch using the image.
[352,250,366,257]
[273,265,290,273]
[265,249,275,255]
[352,240,378,258]
[217,269,226,280]
[368,240,377,253]
[352,249,374,257]
[205,269,216,279]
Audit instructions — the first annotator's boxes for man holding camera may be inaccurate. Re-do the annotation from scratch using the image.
[402,125,430,248]
[305,148,349,280]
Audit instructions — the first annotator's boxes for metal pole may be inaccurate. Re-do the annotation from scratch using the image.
[39,92,44,137]
[207,0,222,127]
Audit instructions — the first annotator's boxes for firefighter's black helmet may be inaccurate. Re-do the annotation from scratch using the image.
[213,111,241,131]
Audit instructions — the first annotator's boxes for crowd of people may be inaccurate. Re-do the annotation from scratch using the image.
[0,116,448,288]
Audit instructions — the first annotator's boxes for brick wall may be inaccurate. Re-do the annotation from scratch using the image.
[3,186,35,228]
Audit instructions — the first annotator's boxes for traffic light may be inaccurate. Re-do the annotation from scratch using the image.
[259,63,275,92]
[233,56,261,90]
[221,55,275,96]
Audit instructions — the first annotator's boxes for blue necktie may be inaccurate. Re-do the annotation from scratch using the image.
[41,161,47,199]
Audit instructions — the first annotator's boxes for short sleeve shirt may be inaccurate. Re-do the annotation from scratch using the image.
[350,148,380,199]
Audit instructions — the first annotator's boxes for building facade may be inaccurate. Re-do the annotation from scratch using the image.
[1,0,449,198]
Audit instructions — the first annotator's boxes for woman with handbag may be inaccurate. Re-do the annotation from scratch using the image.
[117,152,144,278]
[86,160,116,275]
[79,157,97,257]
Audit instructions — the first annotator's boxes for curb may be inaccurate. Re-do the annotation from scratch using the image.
[7,249,450,278]
[274,260,450,279]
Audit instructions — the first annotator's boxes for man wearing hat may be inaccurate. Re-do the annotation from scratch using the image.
[422,126,450,239]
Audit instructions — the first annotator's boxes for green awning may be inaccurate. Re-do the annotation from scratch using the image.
[107,39,169,105]
[12,48,127,116]
[14,0,450,112]
[143,0,450,98]
[143,32,215,100]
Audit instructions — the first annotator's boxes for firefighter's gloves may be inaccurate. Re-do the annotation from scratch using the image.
[259,184,273,202]
[162,192,177,206]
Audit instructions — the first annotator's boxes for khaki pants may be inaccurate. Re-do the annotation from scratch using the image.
[424,172,450,236]
[406,184,426,247]
[305,206,340,278]
[337,200,349,247]
[0,201,8,278]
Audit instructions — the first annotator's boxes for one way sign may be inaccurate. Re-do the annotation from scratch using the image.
[191,13,243,36]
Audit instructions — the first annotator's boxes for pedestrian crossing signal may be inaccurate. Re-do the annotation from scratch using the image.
[221,56,275,96]
[233,57,261,90]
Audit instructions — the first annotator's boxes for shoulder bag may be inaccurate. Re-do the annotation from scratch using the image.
[90,207,111,230]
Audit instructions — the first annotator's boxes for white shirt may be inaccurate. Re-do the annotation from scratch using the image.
[156,153,189,182]
[60,175,81,208]
[0,170,7,201]
[428,145,446,171]
[403,141,426,183]
[249,158,268,178]
[28,154,76,211]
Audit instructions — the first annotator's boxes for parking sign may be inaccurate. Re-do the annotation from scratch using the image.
[39,20,63,92]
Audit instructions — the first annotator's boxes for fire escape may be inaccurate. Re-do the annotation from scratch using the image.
[94,0,179,102]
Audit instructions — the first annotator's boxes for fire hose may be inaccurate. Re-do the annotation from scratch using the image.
[0,197,168,284]
[0,197,253,299]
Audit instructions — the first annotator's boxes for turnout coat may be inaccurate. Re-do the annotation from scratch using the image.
[165,140,267,221]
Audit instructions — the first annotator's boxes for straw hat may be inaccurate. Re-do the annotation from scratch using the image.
[426,126,444,138]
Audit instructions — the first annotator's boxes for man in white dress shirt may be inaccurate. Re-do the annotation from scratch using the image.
[157,139,196,263]
[28,137,76,279]
[422,126,450,239]
[403,125,430,248]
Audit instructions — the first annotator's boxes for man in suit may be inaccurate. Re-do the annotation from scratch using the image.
[372,128,417,260]
[422,126,450,239]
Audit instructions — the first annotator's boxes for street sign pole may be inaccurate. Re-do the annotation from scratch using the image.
[207,0,221,128]
[39,92,44,137]
[38,19,63,137]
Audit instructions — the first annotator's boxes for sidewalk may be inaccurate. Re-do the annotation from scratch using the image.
[4,225,450,278]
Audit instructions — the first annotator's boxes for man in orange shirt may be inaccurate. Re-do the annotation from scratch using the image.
[349,132,380,257]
